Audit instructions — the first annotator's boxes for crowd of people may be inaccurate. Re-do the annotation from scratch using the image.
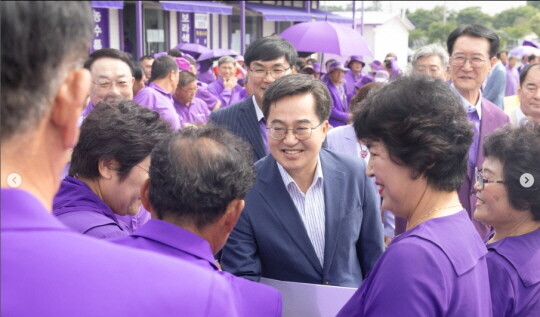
[2,2,539,317]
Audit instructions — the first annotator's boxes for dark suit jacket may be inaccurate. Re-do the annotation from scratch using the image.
[210,96,266,162]
[221,149,384,287]
[458,97,509,238]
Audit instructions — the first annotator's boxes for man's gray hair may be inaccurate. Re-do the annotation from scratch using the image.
[412,44,449,68]
[218,56,236,66]
[1,2,94,141]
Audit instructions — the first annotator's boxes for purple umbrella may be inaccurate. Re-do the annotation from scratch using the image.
[509,45,540,57]
[279,21,372,57]
[197,48,239,62]
[523,40,539,48]
[173,43,211,59]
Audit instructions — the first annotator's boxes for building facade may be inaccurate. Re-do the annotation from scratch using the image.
[90,0,351,59]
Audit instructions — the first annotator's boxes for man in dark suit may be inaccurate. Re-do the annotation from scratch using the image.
[446,24,510,239]
[210,36,297,162]
[221,74,384,287]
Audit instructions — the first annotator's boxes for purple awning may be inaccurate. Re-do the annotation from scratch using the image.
[310,8,352,24]
[91,1,124,9]
[245,3,311,22]
[160,1,232,15]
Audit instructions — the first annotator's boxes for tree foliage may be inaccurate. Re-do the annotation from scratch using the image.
[407,3,540,49]
[528,1,540,10]
[427,21,457,45]
[456,7,492,26]
[492,6,537,29]
[407,7,445,30]
[531,13,540,38]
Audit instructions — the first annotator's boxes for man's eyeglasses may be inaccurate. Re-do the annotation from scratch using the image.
[449,55,487,68]
[267,122,323,140]
[475,168,504,190]
[93,80,131,90]
[249,66,291,78]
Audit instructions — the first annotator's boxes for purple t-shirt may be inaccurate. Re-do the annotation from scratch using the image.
[486,229,540,317]
[207,77,247,108]
[134,82,181,130]
[113,219,282,317]
[337,210,492,317]
[1,188,238,316]
[52,176,131,239]
[173,96,211,126]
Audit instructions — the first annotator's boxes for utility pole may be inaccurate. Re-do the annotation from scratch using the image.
[352,1,356,31]
[443,1,447,24]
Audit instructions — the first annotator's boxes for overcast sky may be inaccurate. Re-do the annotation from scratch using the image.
[321,1,528,16]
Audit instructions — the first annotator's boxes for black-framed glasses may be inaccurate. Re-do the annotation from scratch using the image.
[267,122,323,140]
[449,55,486,68]
[475,168,504,190]
[249,66,291,78]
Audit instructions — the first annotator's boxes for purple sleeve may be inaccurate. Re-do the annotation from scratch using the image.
[133,88,156,111]
[207,81,229,108]
[359,241,448,316]
[330,103,350,124]
[134,90,181,130]
[230,86,247,105]
[486,251,515,317]
[327,84,350,125]
[196,86,220,111]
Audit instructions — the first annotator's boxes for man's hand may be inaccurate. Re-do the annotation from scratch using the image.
[223,77,238,90]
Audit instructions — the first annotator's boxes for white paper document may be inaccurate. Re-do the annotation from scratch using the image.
[260,278,358,317]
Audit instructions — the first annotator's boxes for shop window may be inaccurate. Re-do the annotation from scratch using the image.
[276,21,292,33]
[144,8,168,55]
[231,12,262,52]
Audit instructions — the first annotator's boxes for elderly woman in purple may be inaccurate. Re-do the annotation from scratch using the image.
[324,61,350,127]
[53,96,171,239]
[337,76,491,316]
[473,122,540,317]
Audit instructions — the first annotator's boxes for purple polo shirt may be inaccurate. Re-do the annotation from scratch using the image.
[486,229,540,317]
[198,67,216,84]
[337,210,492,316]
[1,188,239,316]
[173,96,211,126]
[197,81,220,111]
[134,82,181,130]
[207,77,247,108]
[52,176,131,239]
[114,219,282,316]
[116,206,151,232]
